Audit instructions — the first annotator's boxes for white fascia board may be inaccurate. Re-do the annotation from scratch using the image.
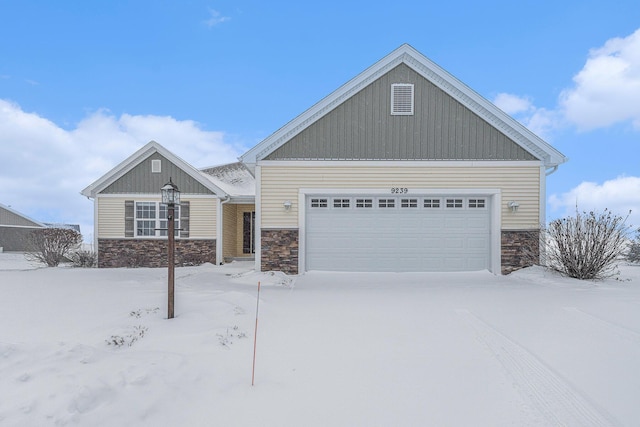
[81,141,229,198]
[240,44,567,168]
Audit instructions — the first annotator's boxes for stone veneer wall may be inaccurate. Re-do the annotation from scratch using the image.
[98,239,216,268]
[261,229,299,274]
[259,229,538,275]
[501,230,540,274]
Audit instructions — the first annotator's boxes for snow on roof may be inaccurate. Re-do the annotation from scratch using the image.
[43,223,81,233]
[200,162,255,198]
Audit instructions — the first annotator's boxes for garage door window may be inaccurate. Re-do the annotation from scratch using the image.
[378,198,395,208]
[401,198,418,208]
[468,198,486,209]
[310,198,328,208]
[333,198,350,208]
[356,198,373,208]
[446,198,464,208]
[424,198,441,208]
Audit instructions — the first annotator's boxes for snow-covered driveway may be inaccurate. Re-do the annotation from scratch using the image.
[1,255,639,426]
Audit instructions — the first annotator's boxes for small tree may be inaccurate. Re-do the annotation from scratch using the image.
[627,228,640,264]
[25,228,82,267]
[544,209,630,280]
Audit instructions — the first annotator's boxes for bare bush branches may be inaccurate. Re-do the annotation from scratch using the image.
[627,228,640,264]
[545,209,630,280]
[25,228,82,267]
[69,250,97,268]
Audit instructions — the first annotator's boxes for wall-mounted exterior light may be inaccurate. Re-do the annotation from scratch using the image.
[283,200,292,211]
[508,201,520,213]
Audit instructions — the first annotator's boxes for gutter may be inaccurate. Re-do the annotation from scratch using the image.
[545,165,559,176]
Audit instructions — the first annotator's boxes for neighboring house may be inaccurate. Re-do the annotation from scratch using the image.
[0,203,46,252]
[82,44,567,274]
[0,204,80,252]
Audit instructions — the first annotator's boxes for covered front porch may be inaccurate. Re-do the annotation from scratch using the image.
[221,202,255,262]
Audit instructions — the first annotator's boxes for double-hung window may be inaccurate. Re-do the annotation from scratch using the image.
[135,202,180,237]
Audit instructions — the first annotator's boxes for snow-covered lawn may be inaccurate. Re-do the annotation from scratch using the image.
[1,254,639,426]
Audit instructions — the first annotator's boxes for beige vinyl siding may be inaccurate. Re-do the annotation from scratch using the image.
[97,196,127,238]
[189,198,217,238]
[97,196,217,238]
[260,164,541,229]
[222,204,237,258]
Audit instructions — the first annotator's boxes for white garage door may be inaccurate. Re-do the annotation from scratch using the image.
[305,195,492,272]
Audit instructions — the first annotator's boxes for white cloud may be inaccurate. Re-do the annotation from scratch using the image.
[492,28,640,136]
[205,9,230,27]
[493,93,559,139]
[549,176,640,228]
[494,93,534,115]
[560,28,640,131]
[0,100,245,239]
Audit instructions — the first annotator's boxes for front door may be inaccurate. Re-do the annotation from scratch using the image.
[243,211,256,254]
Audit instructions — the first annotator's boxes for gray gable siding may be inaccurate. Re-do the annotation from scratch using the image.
[266,63,536,161]
[101,152,215,195]
[0,206,42,227]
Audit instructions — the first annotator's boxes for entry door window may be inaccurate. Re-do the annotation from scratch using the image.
[243,211,256,254]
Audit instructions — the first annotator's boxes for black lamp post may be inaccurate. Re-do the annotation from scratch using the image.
[161,178,180,319]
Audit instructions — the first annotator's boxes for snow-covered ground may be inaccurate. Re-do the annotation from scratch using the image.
[1,253,639,426]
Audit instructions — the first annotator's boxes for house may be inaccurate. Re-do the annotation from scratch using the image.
[82,44,567,274]
[80,143,255,267]
[0,204,81,252]
[0,203,47,252]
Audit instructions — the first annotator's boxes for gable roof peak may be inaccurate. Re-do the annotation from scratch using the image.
[240,44,567,168]
[81,140,229,198]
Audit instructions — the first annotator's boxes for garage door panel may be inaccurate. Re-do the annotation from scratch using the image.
[468,237,490,249]
[467,217,490,230]
[445,237,467,249]
[306,195,492,272]
[444,217,466,228]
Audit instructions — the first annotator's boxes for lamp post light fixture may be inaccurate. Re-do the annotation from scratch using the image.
[161,178,180,319]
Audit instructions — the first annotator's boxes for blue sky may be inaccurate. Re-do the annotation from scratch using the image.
[1,0,639,237]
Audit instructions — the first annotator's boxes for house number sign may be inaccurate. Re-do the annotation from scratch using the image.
[391,187,409,194]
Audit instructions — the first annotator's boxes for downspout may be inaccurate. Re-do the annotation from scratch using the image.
[218,196,231,265]
[545,165,559,176]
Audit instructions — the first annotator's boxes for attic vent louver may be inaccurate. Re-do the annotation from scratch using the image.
[391,83,414,115]
[151,159,161,173]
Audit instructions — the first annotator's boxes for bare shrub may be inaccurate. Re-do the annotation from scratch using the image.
[25,228,82,267]
[544,209,630,280]
[627,228,640,264]
[70,249,98,268]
